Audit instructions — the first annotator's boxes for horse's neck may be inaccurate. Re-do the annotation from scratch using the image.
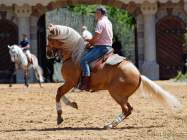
[62,48,72,61]
[63,58,81,84]
[17,49,28,65]
[19,51,26,59]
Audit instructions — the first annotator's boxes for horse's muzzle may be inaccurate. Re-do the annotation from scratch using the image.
[46,47,57,59]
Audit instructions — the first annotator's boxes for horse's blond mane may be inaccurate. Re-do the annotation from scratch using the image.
[72,39,86,63]
[49,25,86,63]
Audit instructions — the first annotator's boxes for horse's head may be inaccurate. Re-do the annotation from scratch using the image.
[46,45,58,59]
[48,23,60,37]
[47,24,64,59]
[47,24,85,63]
[47,37,63,59]
[8,45,19,62]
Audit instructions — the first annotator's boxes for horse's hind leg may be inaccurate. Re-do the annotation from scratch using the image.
[104,94,133,129]
[34,68,42,88]
[126,102,133,117]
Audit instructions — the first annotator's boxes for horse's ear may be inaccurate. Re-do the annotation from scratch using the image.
[8,45,11,49]
[48,23,55,36]
[49,23,53,27]
[48,23,53,32]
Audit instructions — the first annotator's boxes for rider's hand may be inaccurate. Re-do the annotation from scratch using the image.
[86,43,92,49]
[85,39,90,42]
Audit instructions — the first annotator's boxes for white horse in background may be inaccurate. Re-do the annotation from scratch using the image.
[8,44,44,87]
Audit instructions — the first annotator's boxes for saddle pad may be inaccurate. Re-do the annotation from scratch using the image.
[105,54,126,65]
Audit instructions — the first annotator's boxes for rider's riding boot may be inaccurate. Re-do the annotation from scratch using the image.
[79,76,90,91]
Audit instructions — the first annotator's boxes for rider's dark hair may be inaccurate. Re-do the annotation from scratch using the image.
[96,6,107,15]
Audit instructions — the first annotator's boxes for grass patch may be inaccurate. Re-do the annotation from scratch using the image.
[173,71,187,82]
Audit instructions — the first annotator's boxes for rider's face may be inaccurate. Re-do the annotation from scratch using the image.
[95,10,102,21]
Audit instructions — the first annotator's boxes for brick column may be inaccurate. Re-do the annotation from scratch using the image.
[184,0,187,14]
[30,16,39,56]
[136,14,144,71]
[14,4,35,83]
[141,2,159,80]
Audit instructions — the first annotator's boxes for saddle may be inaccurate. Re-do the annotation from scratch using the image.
[89,48,126,73]
[89,48,116,73]
[78,48,126,91]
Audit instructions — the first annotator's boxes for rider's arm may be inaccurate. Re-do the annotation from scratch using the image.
[86,20,104,48]
[24,44,30,49]
[23,41,31,49]
[86,32,101,48]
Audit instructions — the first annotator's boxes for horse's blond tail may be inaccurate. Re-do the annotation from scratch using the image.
[141,75,181,111]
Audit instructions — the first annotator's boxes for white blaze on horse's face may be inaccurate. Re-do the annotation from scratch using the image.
[10,53,15,62]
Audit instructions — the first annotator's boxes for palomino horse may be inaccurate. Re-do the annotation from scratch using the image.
[8,45,44,87]
[47,24,181,129]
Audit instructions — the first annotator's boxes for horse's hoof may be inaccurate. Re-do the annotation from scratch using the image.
[39,84,43,88]
[104,121,119,129]
[104,123,113,129]
[9,84,12,87]
[71,102,78,109]
[57,117,63,125]
[39,82,43,88]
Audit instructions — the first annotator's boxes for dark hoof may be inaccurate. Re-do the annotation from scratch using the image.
[39,83,43,88]
[71,102,78,109]
[9,84,12,87]
[57,117,63,125]
[25,84,29,87]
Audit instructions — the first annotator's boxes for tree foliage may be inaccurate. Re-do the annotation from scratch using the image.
[68,4,135,58]
[68,5,135,28]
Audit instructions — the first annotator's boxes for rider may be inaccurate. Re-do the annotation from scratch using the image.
[81,26,93,41]
[20,34,32,64]
[79,6,113,91]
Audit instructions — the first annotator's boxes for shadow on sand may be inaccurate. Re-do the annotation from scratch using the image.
[1,125,164,132]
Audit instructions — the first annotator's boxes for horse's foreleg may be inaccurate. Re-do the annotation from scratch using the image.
[62,96,78,109]
[9,64,18,87]
[56,82,75,125]
[9,69,16,87]
[24,69,29,87]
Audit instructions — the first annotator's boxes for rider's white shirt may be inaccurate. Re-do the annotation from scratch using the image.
[82,30,92,40]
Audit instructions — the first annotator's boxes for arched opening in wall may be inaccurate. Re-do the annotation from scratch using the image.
[156,16,186,80]
[37,2,137,82]
[37,14,49,82]
[0,19,18,83]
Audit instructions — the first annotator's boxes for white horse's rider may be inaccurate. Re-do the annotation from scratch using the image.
[20,34,32,64]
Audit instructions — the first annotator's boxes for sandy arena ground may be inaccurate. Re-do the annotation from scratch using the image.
[0,81,186,140]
